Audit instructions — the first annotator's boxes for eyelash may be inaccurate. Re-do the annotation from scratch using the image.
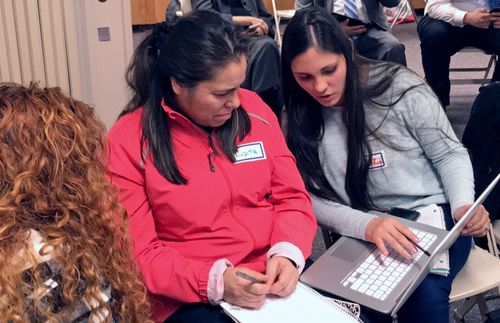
[216,91,232,97]
[298,68,336,81]
[216,88,239,97]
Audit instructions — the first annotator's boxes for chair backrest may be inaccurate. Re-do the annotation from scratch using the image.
[388,0,419,30]
[491,220,500,257]
[450,49,497,85]
[179,0,192,14]
[321,227,343,249]
[270,0,295,49]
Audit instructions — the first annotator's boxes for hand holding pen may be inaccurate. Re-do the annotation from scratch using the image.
[236,270,265,283]
[223,267,269,309]
[365,216,428,260]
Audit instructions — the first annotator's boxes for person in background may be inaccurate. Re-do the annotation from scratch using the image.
[418,0,500,108]
[295,0,407,65]
[106,10,316,323]
[0,83,151,322]
[190,0,283,119]
[281,8,490,323]
[462,82,500,247]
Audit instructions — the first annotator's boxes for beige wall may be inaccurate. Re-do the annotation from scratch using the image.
[0,0,133,129]
[73,0,134,128]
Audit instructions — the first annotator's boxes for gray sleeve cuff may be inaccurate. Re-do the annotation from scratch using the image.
[311,195,376,240]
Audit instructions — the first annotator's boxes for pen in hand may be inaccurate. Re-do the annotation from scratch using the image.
[236,270,265,284]
[411,240,430,257]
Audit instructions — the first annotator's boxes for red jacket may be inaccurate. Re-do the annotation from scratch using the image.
[106,89,317,322]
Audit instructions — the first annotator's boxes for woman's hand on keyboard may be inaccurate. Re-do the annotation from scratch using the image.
[454,204,490,237]
[365,217,419,260]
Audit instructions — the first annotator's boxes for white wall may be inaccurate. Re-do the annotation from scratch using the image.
[0,0,134,129]
[72,0,134,129]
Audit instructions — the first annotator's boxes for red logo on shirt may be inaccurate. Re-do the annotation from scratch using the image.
[369,152,386,169]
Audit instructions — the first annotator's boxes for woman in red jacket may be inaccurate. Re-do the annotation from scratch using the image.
[106,10,317,323]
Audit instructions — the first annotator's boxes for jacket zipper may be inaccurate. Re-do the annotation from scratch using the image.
[207,134,216,173]
[164,104,258,250]
[208,132,257,249]
[173,116,257,249]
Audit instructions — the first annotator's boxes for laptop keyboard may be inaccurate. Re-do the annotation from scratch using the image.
[341,228,437,301]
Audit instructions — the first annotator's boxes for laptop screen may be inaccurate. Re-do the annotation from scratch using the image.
[432,173,500,258]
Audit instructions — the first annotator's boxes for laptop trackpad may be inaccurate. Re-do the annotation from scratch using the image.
[329,239,370,263]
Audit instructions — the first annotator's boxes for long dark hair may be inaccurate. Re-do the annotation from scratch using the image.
[282,8,408,211]
[122,10,250,184]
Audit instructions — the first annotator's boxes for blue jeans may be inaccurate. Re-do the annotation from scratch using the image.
[397,204,472,323]
[365,204,472,323]
[164,303,233,323]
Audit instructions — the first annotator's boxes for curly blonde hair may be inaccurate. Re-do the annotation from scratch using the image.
[0,83,151,322]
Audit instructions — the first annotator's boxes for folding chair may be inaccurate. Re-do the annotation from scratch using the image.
[493,220,500,257]
[178,0,192,15]
[450,49,498,85]
[388,0,419,29]
[418,0,498,86]
[450,224,500,322]
[270,0,295,48]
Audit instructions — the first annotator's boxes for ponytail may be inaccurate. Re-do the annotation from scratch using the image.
[122,22,170,116]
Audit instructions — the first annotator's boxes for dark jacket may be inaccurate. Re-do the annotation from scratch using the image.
[462,82,500,219]
[295,0,401,30]
[191,0,275,38]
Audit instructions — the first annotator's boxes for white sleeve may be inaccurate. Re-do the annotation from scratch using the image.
[425,0,468,27]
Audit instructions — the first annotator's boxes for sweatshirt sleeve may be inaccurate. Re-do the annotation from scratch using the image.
[311,195,376,240]
[106,117,213,303]
[403,79,475,215]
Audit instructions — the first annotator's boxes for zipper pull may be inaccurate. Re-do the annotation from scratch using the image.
[207,134,216,172]
[207,134,217,154]
[207,152,215,172]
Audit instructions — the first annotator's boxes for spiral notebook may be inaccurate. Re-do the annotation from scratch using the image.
[220,282,361,323]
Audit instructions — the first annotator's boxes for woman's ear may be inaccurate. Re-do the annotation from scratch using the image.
[171,77,183,95]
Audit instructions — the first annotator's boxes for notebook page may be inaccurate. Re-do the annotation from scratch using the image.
[416,204,450,276]
[220,282,359,323]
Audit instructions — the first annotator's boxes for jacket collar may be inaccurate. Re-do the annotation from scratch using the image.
[160,98,190,122]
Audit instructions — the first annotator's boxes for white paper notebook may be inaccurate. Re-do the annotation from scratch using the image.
[220,282,361,323]
[416,204,450,276]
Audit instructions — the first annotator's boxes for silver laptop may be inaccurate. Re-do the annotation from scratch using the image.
[300,173,500,316]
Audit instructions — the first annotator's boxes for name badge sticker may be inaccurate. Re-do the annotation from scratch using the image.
[234,141,266,164]
[369,151,386,170]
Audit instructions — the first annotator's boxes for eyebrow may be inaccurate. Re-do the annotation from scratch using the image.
[213,87,238,95]
[321,63,338,71]
[294,63,338,76]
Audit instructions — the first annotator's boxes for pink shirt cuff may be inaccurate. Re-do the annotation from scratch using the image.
[267,242,306,273]
[207,258,232,304]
